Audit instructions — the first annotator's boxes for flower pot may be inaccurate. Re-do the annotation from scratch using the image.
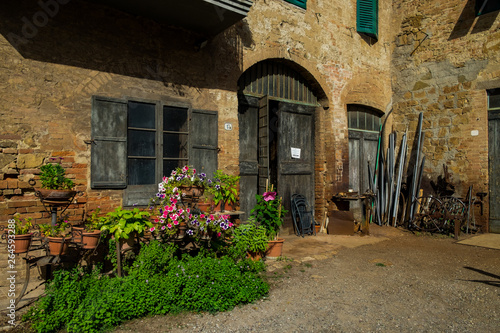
[72,226,84,243]
[13,234,32,254]
[81,230,101,249]
[212,201,222,212]
[197,201,212,213]
[315,224,321,234]
[179,185,204,198]
[247,251,263,261]
[47,236,71,255]
[36,189,76,201]
[119,232,137,251]
[266,238,285,258]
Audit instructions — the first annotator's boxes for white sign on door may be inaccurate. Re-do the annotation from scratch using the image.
[291,147,301,159]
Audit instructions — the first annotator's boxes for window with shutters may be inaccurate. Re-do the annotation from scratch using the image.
[91,96,218,206]
[357,0,378,40]
[284,0,306,10]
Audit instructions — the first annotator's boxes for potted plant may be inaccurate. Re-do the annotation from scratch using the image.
[250,184,288,258]
[36,158,75,202]
[11,215,33,254]
[209,170,240,211]
[232,217,268,260]
[80,208,104,249]
[101,207,152,250]
[41,220,71,255]
[167,165,208,197]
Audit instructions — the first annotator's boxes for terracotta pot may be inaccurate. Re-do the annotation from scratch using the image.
[72,226,84,243]
[179,185,204,198]
[119,232,137,251]
[47,236,71,255]
[247,251,263,261]
[266,238,285,258]
[197,201,212,213]
[212,201,222,212]
[81,230,101,249]
[36,188,76,201]
[177,223,187,239]
[13,234,32,254]
[315,224,321,234]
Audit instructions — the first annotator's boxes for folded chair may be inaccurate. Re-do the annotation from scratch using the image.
[291,194,316,237]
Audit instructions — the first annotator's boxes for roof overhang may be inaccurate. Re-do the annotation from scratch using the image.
[89,0,253,37]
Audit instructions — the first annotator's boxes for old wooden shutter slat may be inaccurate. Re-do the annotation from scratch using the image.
[91,96,127,189]
[190,109,218,178]
[357,0,378,39]
[285,0,307,9]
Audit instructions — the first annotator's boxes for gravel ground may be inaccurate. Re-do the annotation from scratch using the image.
[113,228,500,333]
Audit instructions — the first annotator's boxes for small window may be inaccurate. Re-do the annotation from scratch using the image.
[348,105,381,132]
[285,0,306,10]
[488,89,500,110]
[476,0,500,16]
[357,0,378,39]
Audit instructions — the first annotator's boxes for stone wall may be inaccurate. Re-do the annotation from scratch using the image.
[390,0,500,230]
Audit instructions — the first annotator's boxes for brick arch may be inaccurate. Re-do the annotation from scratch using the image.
[242,53,330,109]
[341,73,392,113]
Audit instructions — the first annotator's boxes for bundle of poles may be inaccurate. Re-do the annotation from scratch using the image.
[369,112,425,227]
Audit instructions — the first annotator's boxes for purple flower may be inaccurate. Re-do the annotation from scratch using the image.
[187,229,193,236]
[215,184,221,190]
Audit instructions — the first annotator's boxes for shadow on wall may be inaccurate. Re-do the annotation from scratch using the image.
[0,0,253,91]
[448,0,499,40]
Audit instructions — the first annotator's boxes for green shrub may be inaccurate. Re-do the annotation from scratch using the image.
[24,241,268,333]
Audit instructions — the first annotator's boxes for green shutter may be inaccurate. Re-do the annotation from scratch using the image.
[91,96,128,189]
[190,110,218,178]
[285,0,306,10]
[357,0,378,39]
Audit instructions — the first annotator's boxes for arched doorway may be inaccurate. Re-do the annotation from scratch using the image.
[237,59,324,232]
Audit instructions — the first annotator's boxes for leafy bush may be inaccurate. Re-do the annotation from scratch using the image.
[24,241,268,333]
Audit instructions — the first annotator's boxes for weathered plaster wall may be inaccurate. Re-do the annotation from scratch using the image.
[390,0,500,230]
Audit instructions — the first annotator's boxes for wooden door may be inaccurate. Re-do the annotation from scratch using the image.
[488,110,500,233]
[277,101,315,229]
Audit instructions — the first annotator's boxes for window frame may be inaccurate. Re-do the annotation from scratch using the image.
[124,97,192,206]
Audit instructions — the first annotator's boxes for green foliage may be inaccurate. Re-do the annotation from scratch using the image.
[39,162,74,190]
[12,214,32,235]
[231,218,269,258]
[83,208,107,232]
[250,190,288,240]
[101,207,152,241]
[40,220,69,237]
[24,241,268,333]
[209,170,240,206]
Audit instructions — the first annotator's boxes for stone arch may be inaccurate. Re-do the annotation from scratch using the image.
[242,52,330,109]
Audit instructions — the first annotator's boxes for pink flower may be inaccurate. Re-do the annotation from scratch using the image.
[163,176,168,182]
[178,208,184,215]
[173,221,179,226]
[186,208,190,214]
[182,166,189,173]
[154,219,159,223]
[172,214,179,220]
[150,227,155,232]
[171,170,177,176]
[193,168,196,174]
[209,214,215,220]
[217,232,221,237]
[171,198,178,205]
[167,223,172,229]
[200,214,205,219]
[228,222,233,228]
[263,191,276,201]
[161,226,166,230]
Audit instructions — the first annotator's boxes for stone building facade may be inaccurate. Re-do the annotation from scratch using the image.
[0,0,498,234]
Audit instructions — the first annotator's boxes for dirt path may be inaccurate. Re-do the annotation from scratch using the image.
[114,227,500,333]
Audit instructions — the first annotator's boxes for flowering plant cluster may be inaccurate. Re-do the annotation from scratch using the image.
[250,189,287,240]
[167,165,208,188]
[40,220,70,237]
[151,172,234,240]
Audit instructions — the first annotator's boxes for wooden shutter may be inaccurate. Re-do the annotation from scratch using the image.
[190,110,218,178]
[91,96,127,188]
[258,96,270,195]
[285,0,306,9]
[357,0,378,39]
